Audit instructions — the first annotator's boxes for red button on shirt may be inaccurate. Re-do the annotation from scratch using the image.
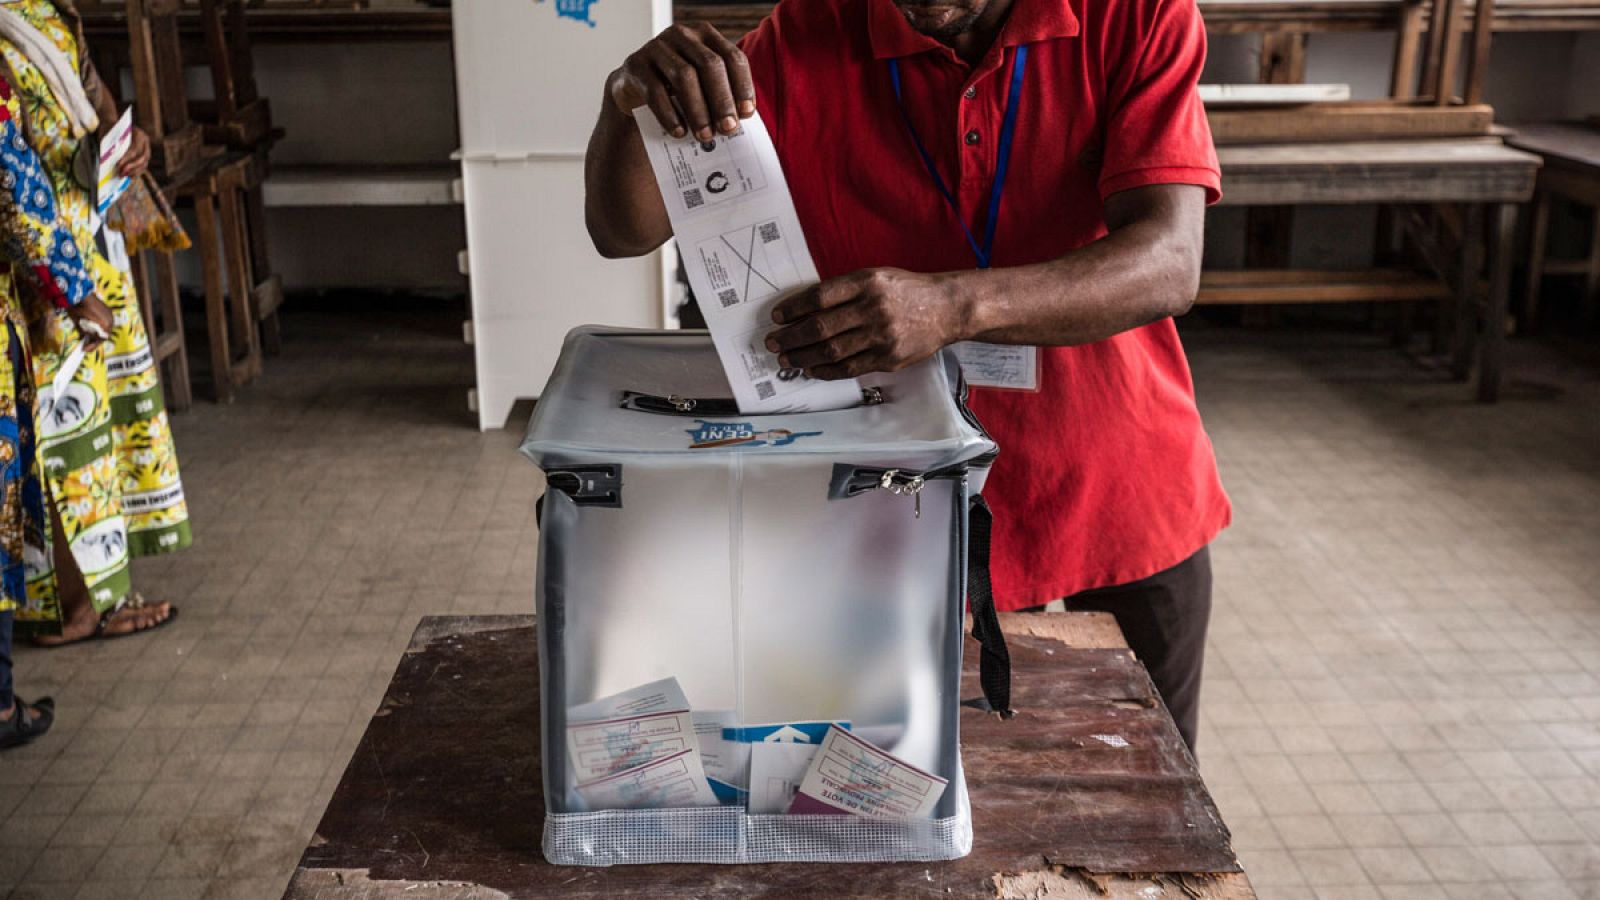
[740,0,1231,610]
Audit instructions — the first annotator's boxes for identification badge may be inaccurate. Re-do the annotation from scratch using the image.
[952,342,1039,391]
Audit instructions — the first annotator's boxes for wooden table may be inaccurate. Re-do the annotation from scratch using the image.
[1201,138,1541,402]
[287,613,1252,899]
[1506,122,1600,329]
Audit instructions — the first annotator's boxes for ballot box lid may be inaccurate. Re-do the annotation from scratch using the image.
[520,327,996,468]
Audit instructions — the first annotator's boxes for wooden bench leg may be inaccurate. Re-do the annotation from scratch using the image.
[130,251,156,340]
[1450,204,1485,380]
[1521,187,1550,332]
[194,190,235,404]
[1478,202,1517,403]
[218,169,262,380]
[245,178,283,355]
[151,251,193,412]
[1585,206,1600,329]
[129,250,193,413]
[1374,205,1415,347]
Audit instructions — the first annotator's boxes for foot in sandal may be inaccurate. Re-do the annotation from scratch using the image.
[31,594,178,647]
[0,695,55,750]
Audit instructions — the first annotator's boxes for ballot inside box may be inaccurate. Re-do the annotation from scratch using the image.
[520,327,1005,866]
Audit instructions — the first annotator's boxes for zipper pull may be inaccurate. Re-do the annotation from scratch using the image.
[878,469,925,518]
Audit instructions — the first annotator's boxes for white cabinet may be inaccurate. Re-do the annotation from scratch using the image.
[453,0,674,429]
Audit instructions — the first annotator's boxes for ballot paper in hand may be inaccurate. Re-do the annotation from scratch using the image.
[634,109,863,414]
[787,725,947,819]
[96,109,136,217]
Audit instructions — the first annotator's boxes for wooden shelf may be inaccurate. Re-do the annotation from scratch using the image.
[82,8,452,43]
[261,164,460,207]
[1197,268,1453,304]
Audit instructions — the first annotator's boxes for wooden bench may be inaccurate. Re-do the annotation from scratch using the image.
[287,613,1255,899]
[1507,122,1600,328]
[673,0,1600,40]
[1201,139,1541,402]
[112,0,271,403]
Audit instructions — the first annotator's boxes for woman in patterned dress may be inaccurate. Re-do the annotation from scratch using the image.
[0,0,192,643]
[0,66,109,745]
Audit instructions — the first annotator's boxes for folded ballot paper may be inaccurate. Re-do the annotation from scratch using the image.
[566,677,718,810]
[788,725,948,819]
[635,108,863,414]
[568,679,940,819]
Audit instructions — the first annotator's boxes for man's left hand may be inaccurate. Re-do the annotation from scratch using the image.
[118,125,151,178]
[765,267,966,380]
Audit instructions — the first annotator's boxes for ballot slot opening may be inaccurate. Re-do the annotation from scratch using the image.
[619,387,889,417]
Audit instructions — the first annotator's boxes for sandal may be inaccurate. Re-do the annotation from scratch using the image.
[33,593,179,648]
[0,695,55,750]
[95,594,179,642]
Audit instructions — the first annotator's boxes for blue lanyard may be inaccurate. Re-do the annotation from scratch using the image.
[887,44,1029,270]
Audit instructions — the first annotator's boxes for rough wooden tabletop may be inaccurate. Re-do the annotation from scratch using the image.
[286,613,1252,899]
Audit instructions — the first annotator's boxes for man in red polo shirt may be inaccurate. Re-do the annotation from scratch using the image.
[583,0,1230,750]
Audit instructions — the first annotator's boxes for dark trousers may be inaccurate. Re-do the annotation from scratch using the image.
[0,610,13,711]
[1027,547,1212,753]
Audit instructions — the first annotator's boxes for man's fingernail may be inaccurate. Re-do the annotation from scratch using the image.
[771,309,786,324]
[779,355,791,368]
[696,127,714,141]
[764,337,779,353]
[720,116,738,132]
[739,100,755,116]
[671,126,686,138]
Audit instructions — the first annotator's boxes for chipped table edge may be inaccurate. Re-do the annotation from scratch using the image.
[992,867,1256,899]
[405,614,534,653]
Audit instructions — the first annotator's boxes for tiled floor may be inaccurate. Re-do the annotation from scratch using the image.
[1,298,1598,899]
[1191,324,1600,900]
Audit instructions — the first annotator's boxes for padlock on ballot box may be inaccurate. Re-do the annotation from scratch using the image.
[520,327,1007,866]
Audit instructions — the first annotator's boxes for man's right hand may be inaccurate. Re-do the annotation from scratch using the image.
[608,22,756,143]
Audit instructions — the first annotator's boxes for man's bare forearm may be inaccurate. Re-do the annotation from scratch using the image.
[583,87,673,259]
[950,185,1205,347]
[764,184,1206,380]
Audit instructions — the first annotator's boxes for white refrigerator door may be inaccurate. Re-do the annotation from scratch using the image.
[462,159,664,429]
[454,0,671,157]
[453,0,676,428]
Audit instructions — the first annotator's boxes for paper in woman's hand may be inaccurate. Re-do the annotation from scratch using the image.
[96,108,135,216]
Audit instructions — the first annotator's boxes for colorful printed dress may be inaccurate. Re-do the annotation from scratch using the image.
[0,71,93,615]
[0,0,191,635]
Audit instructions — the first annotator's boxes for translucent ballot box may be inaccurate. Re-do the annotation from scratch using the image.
[520,327,1007,866]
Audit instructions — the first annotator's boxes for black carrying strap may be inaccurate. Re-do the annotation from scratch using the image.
[966,494,1014,718]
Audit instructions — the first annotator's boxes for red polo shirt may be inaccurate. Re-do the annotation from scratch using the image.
[740,0,1230,610]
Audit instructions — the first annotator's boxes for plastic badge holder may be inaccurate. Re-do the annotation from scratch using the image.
[521,327,1000,866]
